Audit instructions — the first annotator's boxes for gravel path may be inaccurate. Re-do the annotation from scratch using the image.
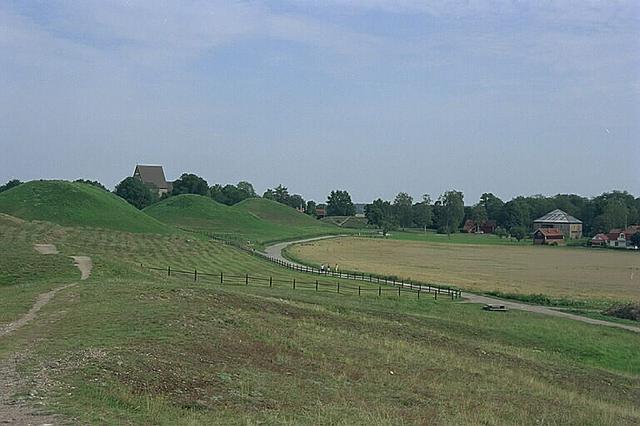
[265,237,640,334]
[0,245,93,424]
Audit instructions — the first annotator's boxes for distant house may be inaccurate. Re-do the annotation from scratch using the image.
[133,165,172,196]
[606,225,640,249]
[315,204,327,219]
[533,228,565,245]
[462,219,497,234]
[533,209,582,239]
[590,233,609,247]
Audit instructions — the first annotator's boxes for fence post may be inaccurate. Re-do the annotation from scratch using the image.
[220,272,223,284]
[168,266,171,277]
[315,280,318,291]
[269,276,272,288]
[378,286,381,296]
[194,269,197,282]
[358,286,361,296]
[418,289,420,299]
[434,291,437,300]
[398,286,401,297]
[337,282,340,294]
[246,273,249,285]
[293,278,296,289]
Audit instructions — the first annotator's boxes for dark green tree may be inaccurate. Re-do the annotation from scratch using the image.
[236,181,257,198]
[172,173,209,196]
[510,226,527,241]
[114,177,158,209]
[0,179,22,193]
[365,199,397,236]
[630,232,640,247]
[326,190,355,216]
[306,200,317,217]
[393,192,414,229]
[412,195,432,230]
[436,190,465,234]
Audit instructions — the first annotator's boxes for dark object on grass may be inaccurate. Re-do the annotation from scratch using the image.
[483,304,508,312]
[603,303,640,321]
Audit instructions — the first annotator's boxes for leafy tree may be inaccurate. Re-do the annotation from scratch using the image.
[412,195,432,230]
[288,194,306,210]
[630,232,640,247]
[306,200,317,216]
[365,199,397,236]
[495,227,508,239]
[510,226,527,241]
[172,173,209,196]
[503,198,531,229]
[479,193,504,223]
[263,184,290,205]
[114,177,158,209]
[0,179,22,193]
[393,192,414,229]
[74,179,108,191]
[326,190,355,216]
[436,190,465,234]
[470,204,488,224]
[236,181,257,198]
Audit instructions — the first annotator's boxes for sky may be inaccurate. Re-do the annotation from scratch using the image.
[1,0,639,204]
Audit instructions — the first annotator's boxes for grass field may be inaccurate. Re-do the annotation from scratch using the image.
[1,216,640,424]
[145,194,338,245]
[286,237,640,305]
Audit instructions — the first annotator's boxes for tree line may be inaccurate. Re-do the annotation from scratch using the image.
[1,175,638,237]
[363,190,640,237]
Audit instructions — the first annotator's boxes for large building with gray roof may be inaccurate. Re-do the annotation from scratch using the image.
[533,209,582,239]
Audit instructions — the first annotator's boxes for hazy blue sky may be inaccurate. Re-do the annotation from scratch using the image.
[1,1,638,203]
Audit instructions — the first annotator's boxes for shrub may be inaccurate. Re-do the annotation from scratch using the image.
[603,303,640,321]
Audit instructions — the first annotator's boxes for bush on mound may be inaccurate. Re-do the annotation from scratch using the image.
[603,303,640,321]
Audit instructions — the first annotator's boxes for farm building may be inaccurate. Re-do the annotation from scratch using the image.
[133,165,172,196]
[590,233,609,247]
[462,219,497,234]
[606,226,640,249]
[533,209,582,239]
[315,204,327,219]
[533,228,565,245]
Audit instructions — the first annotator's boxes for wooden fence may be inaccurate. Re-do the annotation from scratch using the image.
[147,264,462,300]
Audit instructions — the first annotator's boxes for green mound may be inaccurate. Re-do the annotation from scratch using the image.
[234,198,324,227]
[146,194,337,244]
[0,180,170,234]
[144,194,265,234]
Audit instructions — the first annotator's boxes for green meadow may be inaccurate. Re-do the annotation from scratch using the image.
[0,182,638,424]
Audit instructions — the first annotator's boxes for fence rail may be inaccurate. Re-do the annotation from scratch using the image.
[182,230,461,299]
[146,262,462,300]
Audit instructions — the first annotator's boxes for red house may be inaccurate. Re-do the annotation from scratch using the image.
[533,228,565,245]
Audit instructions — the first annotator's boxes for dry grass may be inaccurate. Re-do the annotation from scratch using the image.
[287,237,640,302]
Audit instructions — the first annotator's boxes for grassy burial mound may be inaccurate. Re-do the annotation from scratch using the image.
[0,180,170,234]
[1,219,639,424]
[145,194,337,244]
[234,197,325,227]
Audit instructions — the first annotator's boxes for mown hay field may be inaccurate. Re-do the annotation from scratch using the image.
[287,237,640,302]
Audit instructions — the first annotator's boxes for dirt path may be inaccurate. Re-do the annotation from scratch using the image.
[0,246,93,424]
[265,238,640,334]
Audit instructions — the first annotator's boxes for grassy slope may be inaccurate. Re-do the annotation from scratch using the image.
[145,195,339,244]
[0,180,170,234]
[1,220,639,424]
